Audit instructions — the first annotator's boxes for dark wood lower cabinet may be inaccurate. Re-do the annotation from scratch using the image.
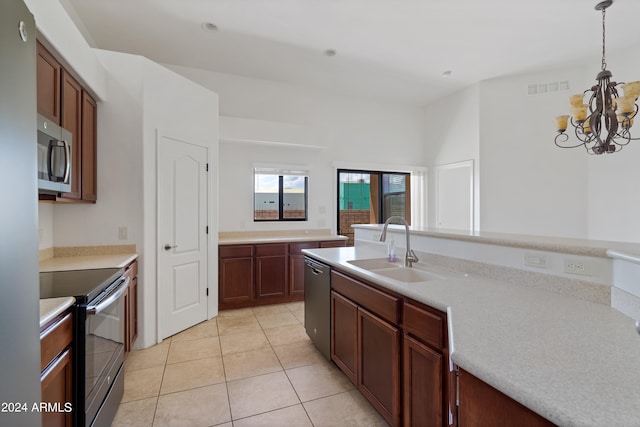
[403,335,443,426]
[255,244,288,299]
[330,271,401,426]
[40,312,73,427]
[219,240,345,310]
[359,308,400,426]
[326,266,556,427]
[457,369,556,427]
[41,348,73,427]
[331,291,358,384]
[219,257,254,306]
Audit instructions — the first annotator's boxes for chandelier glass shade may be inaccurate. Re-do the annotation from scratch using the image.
[554,0,640,155]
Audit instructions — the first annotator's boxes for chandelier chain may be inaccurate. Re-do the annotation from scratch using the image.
[601,7,607,70]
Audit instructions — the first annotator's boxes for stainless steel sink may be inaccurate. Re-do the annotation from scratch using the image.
[347,257,467,283]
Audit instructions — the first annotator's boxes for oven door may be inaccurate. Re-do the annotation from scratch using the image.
[85,276,128,427]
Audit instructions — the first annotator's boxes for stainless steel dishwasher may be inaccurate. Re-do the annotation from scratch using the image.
[304,256,331,359]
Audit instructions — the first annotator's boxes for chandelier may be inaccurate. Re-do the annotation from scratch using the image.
[554,0,640,155]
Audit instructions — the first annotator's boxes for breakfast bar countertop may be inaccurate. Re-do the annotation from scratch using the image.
[303,245,640,427]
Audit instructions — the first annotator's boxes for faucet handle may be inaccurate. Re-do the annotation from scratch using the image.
[408,249,419,263]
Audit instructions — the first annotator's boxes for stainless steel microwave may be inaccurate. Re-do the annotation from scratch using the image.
[37,114,72,194]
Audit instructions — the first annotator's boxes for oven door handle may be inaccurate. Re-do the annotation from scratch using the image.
[86,277,130,315]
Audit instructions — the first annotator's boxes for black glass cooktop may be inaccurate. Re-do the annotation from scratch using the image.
[40,268,124,303]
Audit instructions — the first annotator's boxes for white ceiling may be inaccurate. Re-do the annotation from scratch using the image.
[60,0,640,106]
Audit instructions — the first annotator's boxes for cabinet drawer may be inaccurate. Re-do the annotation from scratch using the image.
[289,241,320,254]
[331,270,400,325]
[125,259,138,279]
[220,245,254,258]
[320,240,347,248]
[40,312,73,372]
[404,301,445,350]
[255,243,288,257]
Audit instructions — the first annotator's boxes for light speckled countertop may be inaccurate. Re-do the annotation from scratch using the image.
[40,253,138,272]
[40,297,75,328]
[219,229,347,245]
[303,245,640,427]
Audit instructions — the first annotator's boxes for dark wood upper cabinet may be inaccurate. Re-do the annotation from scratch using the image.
[37,41,98,203]
[36,41,61,124]
[60,70,82,200]
[80,92,97,201]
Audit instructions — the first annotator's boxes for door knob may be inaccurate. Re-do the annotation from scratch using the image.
[164,244,177,251]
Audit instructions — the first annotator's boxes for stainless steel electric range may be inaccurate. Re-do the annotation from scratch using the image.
[40,268,129,427]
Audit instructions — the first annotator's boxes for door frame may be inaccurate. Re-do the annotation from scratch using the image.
[155,128,218,343]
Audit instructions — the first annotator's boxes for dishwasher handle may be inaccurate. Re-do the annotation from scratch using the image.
[304,258,327,276]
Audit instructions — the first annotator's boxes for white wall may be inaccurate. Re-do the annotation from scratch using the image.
[423,85,480,229]
[478,64,591,238]
[165,65,427,232]
[586,48,640,242]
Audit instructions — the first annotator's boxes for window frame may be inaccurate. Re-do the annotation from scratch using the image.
[254,168,309,222]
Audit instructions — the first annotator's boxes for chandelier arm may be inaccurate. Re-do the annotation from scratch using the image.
[555,133,590,149]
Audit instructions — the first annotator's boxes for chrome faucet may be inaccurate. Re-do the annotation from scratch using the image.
[379,216,419,267]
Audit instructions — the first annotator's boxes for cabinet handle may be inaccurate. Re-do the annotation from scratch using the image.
[164,244,178,251]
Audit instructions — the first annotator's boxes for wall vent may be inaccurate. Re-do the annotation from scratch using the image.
[527,80,570,95]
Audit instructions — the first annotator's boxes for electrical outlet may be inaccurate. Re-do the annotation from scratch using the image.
[118,226,128,240]
[563,258,591,276]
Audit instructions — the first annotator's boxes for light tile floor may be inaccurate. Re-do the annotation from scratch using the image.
[113,302,388,426]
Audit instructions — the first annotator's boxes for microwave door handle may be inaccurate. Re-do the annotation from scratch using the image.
[47,139,55,180]
[86,277,130,315]
[63,140,71,183]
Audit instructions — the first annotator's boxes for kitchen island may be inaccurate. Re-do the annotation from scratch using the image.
[303,243,640,426]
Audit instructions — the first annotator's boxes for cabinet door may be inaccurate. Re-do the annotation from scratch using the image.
[255,244,288,299]
[358,307,401,426]
[289,254,306,296]
[60,70,82,200]
[220,257,254,307]
[41,348,73,427]
[331,291,358,385]
[36,41,61,124]
[80,92,97,201]
[289,242,319,296]
[403,335,443,427]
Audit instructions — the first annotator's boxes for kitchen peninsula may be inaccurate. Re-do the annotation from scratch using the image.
[303,226,640,426]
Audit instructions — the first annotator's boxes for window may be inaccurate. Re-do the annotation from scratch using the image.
[337,169,410,245]
[254,167,308,221]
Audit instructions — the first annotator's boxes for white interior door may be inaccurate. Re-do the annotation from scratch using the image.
[158,134,208,339]
[436,160,474,231]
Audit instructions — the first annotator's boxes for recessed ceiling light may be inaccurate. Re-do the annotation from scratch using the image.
[201,22,218,32]
[324,49,337,57]
[442,70,453,77]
